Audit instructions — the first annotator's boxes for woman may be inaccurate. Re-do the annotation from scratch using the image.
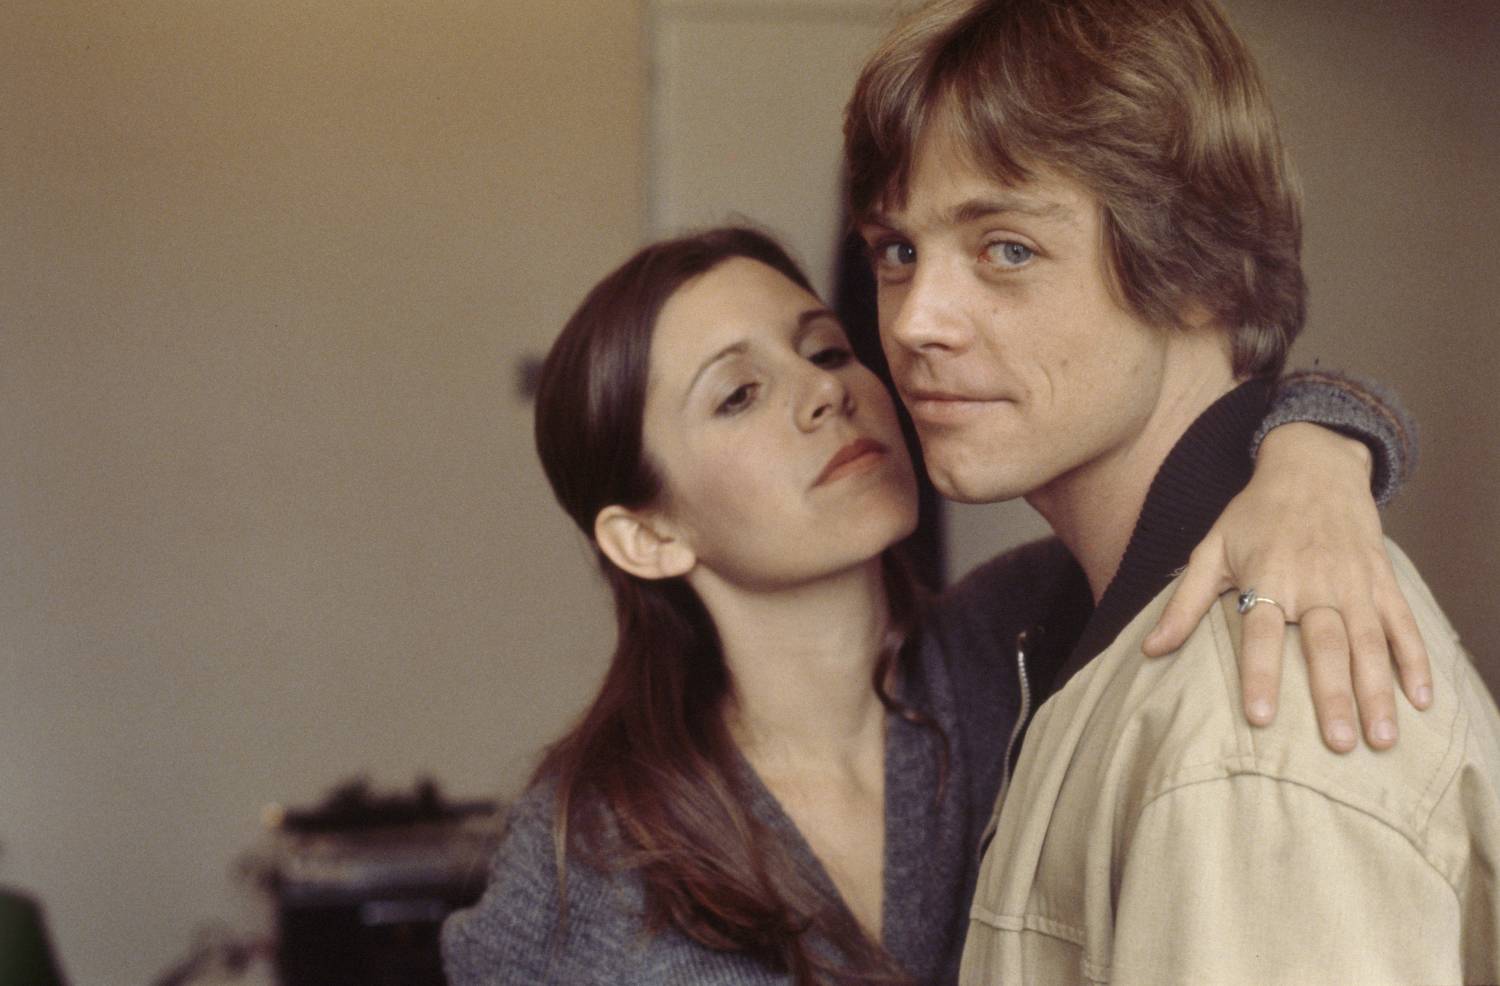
[444,228,1419,984]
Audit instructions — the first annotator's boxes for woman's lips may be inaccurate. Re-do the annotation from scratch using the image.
[814,437,888,487]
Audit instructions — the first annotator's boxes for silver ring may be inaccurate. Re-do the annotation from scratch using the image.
[1236,587,1286,616]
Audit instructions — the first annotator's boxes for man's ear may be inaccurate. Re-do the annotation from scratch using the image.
[594,505,696,580]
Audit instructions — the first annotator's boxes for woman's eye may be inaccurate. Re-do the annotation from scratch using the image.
[985,240,1034,267]
[716,382,757,415]
[810,346,853,369]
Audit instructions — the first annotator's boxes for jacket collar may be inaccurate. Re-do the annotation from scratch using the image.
[1057,378,1274,685]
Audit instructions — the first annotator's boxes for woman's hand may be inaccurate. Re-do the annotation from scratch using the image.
[1143,422,1432,752]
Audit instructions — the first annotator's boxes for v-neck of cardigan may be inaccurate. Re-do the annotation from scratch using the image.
[730,687,941,972]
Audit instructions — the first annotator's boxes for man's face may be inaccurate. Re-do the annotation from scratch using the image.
[857,132,1174,506]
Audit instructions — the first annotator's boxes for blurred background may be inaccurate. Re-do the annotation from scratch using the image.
[3,0,1496,982]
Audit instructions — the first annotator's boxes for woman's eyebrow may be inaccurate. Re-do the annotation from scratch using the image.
[687,340,749,400]
[795,307,839,340]
[685,308,839,404]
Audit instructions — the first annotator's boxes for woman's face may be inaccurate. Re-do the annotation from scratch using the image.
[640,257,918,590]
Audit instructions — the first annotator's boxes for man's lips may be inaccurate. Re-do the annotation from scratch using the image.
[901,389,1006,424]
[814,437,888,487]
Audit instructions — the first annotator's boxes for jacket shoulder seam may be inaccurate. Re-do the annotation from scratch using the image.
[1134,768,1464,903]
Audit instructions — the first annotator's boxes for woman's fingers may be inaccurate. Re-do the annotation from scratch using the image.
[1342,600,1400,749]
[1145,466,1435,750]
[1299,607,1360,753]
[1237,575,1425,754]
[1143,538,1231,657]
[1376,565,1434,710]
[1238,603,1287,726]
[1291,558,1432,753]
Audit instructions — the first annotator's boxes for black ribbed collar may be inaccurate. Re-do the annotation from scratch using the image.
[1055,378,1274,685]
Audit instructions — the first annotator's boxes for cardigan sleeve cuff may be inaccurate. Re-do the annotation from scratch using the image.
[1252,368,1418,506]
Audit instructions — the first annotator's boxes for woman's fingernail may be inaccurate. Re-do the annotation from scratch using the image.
[1372,718,1397,745]
[1247,699,1274,724]
[1416,684,1433,708]
[1329,720,1357,750]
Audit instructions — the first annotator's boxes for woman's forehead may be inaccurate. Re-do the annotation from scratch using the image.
[653,258,824,363]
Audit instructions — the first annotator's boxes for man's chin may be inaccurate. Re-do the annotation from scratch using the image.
[927,464,1032,505]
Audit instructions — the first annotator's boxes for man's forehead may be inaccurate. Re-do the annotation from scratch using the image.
[863,121,1086,227]
[865,165,1083,232]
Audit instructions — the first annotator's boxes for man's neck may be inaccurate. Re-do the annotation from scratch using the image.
[1028,336,1239,602]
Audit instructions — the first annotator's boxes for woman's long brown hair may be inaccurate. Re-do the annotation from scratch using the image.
[532,227,935,983]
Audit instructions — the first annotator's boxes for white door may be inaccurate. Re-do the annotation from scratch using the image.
[647,0,889,299]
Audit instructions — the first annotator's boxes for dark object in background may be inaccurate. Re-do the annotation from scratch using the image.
[0,889,69,986]
[250,777,502,986]
[150,923,270,986]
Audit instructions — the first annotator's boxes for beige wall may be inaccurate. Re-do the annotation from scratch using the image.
[1232,0,1500,678]
[2,2,641,982]
[1,1,1494,984]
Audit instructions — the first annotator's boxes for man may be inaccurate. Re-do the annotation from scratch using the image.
[844,0,1500,981]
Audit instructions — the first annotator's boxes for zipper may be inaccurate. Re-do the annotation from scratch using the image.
[980,626,1034,854]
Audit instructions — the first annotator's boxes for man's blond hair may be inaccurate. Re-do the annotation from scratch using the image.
[845,0,1305,377]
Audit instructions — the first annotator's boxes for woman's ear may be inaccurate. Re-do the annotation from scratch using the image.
[594,505,696,580]
[1179,299,1218,331]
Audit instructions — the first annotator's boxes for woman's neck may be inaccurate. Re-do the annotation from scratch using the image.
[691,558,891,770]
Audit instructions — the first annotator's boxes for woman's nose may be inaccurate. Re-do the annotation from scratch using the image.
[798,366,853,431]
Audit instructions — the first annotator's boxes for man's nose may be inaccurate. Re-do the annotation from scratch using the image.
[882,262,971,355]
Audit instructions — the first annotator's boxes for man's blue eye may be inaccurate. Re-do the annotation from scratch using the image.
[988,241,1034,266]
[878,241,916,266]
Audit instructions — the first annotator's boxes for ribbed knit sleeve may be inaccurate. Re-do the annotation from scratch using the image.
[1253,369,1417,505]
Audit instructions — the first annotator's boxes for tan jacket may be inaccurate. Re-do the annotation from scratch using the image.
[960,541,1500,985]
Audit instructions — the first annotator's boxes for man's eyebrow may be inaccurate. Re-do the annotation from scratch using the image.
[947,195,1072,225]
[859,194,1072,232]
[684,307,839,403]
